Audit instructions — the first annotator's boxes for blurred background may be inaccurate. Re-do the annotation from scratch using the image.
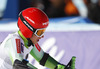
[1,0,100,23]
[0,0,100,69]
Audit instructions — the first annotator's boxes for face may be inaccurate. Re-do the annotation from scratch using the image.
[30,34,44,44]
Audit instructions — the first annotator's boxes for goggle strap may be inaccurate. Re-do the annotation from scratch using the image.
[19,12,36,33]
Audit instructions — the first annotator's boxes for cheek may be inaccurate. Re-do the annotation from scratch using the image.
[31,36,39,44]
[31,38,36,44]
[31,37,36,41]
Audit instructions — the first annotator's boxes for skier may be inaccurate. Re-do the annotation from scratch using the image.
[0,7,75,69]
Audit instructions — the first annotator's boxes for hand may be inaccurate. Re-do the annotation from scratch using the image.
[56,64,66,69]
[65,56,76,69]
[13,59,33,69]
[56,56,76,69]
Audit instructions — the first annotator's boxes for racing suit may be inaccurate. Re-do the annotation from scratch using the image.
[0,31,59,69]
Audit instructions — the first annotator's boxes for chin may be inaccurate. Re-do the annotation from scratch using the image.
[34,42,38,45]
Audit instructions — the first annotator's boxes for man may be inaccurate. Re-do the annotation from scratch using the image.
[0,7,75,69]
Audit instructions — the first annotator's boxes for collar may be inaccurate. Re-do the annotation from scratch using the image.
[18,30,29,48]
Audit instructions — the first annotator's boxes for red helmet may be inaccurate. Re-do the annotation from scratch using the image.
[17,7,49,38]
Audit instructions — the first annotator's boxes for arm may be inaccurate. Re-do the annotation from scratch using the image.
[5,37,37,69]
[4,37,23,64]
[30,43,76,69]
[30,43,58,69]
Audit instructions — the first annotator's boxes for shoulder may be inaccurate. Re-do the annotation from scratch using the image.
[2,32,23,45]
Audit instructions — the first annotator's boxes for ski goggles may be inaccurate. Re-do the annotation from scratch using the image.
[34,28,46,37]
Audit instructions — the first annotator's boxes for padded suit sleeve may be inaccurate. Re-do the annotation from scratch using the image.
[4,37,23,64]
[41,53,58,69]
[30,43,59,69]
[30,43,44,62]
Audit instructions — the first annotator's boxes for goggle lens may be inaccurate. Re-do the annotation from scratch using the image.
[35,29,46,37]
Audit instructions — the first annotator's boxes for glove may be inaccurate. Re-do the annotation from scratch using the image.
[13,59,33,69]
[56,56,76,69]
[56,64,71,69]
[65,56,76,69]
[56,64,66,69]
[66,56,76,69]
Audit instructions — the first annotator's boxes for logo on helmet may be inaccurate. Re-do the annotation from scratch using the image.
[23,21,34,31]
[25,16,35,24]
[43,21,49,26]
